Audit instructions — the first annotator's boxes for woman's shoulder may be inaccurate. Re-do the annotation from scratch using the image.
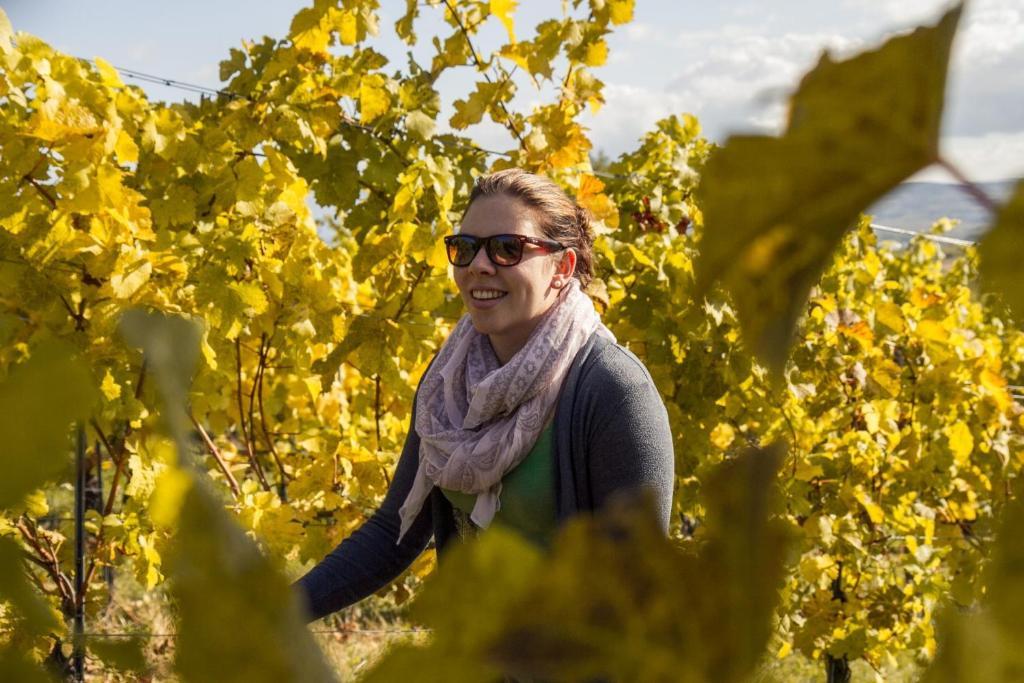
[575,334,658,397]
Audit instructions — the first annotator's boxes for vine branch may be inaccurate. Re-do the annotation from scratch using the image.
[440,0,525,147]
[937,156,1000,217]
[190,413,242,499]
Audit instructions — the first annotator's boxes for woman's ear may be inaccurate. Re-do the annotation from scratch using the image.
[551,248,577,290]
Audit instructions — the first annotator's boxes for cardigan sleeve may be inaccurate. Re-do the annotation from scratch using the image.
[291,402,434,622]
[581,344,675,532]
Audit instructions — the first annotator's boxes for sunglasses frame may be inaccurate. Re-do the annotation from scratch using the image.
[443,233,566,267]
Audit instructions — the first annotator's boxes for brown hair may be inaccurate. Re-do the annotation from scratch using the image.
[466,168,595,288]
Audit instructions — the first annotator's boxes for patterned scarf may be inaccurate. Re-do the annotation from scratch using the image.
[396,278,614,543]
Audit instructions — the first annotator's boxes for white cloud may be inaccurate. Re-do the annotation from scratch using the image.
[588,28,864,147]
[586,1,1022,182]
[911,131,1024,182]
[842,0,953,27]
[582,82,697,154]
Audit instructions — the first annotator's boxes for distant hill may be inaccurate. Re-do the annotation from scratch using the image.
[866,180,1018,243]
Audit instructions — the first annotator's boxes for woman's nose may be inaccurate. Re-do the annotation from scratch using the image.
[468,244,496,275]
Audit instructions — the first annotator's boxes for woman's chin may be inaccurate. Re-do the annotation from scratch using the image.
[467,313,498,336]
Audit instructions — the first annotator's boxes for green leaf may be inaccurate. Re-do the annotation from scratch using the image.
[0,340,98,507]
[979,180,1024,322]
[491,445,789,683]
[694,5,961,376]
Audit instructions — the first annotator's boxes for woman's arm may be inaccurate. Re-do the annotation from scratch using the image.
[292,410,434,622]
[582,344,675,532]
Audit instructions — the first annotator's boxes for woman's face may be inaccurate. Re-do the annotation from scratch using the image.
[453,193,576,364]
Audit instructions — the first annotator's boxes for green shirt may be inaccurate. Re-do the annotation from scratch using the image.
[440,423,556,548]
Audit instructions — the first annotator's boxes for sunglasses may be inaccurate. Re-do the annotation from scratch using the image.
[443,233,566,267]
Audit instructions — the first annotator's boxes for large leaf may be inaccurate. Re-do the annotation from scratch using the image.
[694,5,961,376]
[489,444,789,683]
[0,537,59,634]
[922,474,1024,681]
[978,180,1024,322]
[155,471,336,683]
[118,309,201,459]
[120,309,335,683]
[362,527,541,683]
[367,444,789,683]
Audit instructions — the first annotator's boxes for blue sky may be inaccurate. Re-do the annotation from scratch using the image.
[5,0,1023,182]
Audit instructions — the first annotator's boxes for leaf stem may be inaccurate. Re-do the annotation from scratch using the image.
[937,156,1000,217]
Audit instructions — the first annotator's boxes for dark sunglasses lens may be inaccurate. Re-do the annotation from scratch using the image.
[447,236,477,266]
[489,235,522,265]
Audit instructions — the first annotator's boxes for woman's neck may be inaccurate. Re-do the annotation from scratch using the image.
[488,333,525,366]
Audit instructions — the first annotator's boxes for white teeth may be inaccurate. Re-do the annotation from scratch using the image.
[471,290,507,300]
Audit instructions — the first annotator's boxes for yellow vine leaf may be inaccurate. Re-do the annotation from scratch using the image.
[288,5,331,55]
[945,422,974,467]
[874,300,905,334]
[584,39,608,67]
[854,488,885,524]
[710,422,736,449]
[359,73,391,123]
[490,0,517,44]
[93,55,124,88]
[110,257,153,299]
[337,9,358,46]
[0,8,12,54]
[609,0,635,25]
[101,369,122,401]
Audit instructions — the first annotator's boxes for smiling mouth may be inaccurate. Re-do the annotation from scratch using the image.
[470,289,507,301]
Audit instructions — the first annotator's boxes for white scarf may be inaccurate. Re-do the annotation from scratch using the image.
[396,279,614,542]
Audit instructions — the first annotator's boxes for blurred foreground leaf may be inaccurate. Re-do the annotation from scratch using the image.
[923,473,1024,682]
[0,537,58,683]
[979,181,1024,322]
[363,527,542,683]
[367,444,789,683]
[695,5,961,376]
[119,309,335,683]
[0,340,97,507]
[118,309,201,457]
[0,648,50,683]
[161,472,336,683]
[87,636,148,676]
[0,537,59,634]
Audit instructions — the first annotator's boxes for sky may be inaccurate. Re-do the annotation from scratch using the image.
[3,0,1023,184]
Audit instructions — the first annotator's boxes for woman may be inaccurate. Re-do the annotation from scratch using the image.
[294,169,674,622]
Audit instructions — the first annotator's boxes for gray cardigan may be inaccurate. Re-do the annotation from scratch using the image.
[294,332,675,622]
